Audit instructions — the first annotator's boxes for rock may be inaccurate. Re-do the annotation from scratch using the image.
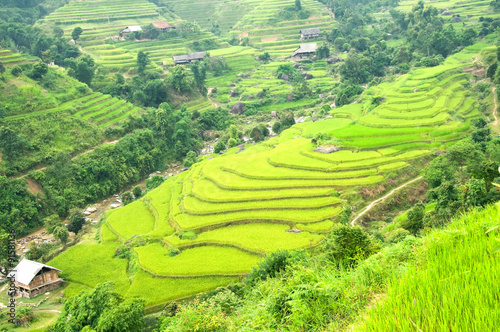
[230,102,245,115]
[327,56,343,64]
[229,90,239,97]
[110,204,120,209]
[286,93,294,102]
[179,167,189,172]
[466,14,473,18]
[256,91,264,98]
[237,144,245,148]
[313,145,340,154]
[286,229,302,233]
[229,83,236,87]
[246,94,254,99]
[281,74,289,82]
[453,16,462,23]
[305,74,313,80]
[271,111,277,117]
[319,94,326,98]
[413,89,419,93]
[312,117,318,122]
[439,8,449,14]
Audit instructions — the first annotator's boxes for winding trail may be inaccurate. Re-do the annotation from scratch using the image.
[492,86,498,127]
[351,176,424,226]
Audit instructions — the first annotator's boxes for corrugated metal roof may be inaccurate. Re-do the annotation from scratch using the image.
[8,259,61,286]
[292,43,318,56]
[300,28,321,35]
[122,25,142,33]
[173,51,206,63]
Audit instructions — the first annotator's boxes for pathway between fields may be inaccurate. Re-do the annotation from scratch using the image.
[350,176,424,226]
[492,86,498,127]
[207,88,218,108]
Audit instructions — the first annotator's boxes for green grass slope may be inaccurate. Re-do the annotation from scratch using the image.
[356,203,500,332]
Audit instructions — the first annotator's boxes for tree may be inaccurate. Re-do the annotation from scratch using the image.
[323,224,373,265]
[190,61,207,90]
[137,51,149,74]
[146,175,164,191]
[133,185,142,198]
[10,65,22,77]
[258,52,271,63]
[0,62,4,76]
[75,60,94,86]
[44,214,63,234]
[28,61,48,80]
[72,27,83,42]
[170,65,190,92]
[53,225,69,244]
[272,121,283,134]
[53,26,64,38]
[0,126,27,161]
[316,44,330,59]
[214,141,226,153]
[52,282,145,332]
[68,211,85,234]
[183,151,197,167]
[122,191,133,205]
[402,202,425,235]
[295,0,302,10]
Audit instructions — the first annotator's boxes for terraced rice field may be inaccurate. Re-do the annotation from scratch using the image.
[4,90,143,127]
[0,49,38,66]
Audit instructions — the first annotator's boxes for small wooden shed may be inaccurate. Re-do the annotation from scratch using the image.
[173,51,206,65]
[152,21,174,32]
[8,259,63,298]
[292,43,318,58]
[300,28,321,40]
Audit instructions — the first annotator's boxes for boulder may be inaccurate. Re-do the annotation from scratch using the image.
[319,94,326,98]
[271,111,277,117]
[281,73,290,82]
[313,145,340,154]
[327,56,344,64]
[453,16,462,23]
[230,102,245,115]
[286,93,294,102]
[305,74,313,80]
[286,229,302,233]
[246,94,255,99]
[229,90,239,97]
[229,83,236,87]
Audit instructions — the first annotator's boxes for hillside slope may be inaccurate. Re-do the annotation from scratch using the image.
[47,44,487,307]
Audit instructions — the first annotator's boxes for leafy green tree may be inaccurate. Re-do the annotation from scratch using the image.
[323,224,373,265]
[183,151,197,167]
[44,214,63,234]
[0,126,27,161]
[10,65,22,76]
[137,51,149,74]
[214,141,226,153]
[53,26,64,38]
[316,44,330,59]
[190,61,207,90]
[71,27,83,42]
[133,185,142,198]
[28,61,48,80]
[51,282,145,332]
[402,202,425,235]
[170,65,190,92]
[75,60,94,86]
[146,175,164,191]
[272,121,283,134]
[280,111,295,129]
[53,225,69,244]
[0,62,4,76]
[122,191,133,205]
[258,52,271,63]
[68,211,85,234]
[228,138,237,148]
[295,0,302,10]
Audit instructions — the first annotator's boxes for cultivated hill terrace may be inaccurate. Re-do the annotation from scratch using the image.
[49,45,488,307]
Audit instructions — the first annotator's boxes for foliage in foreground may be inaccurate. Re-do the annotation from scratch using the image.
[156,204,500,331]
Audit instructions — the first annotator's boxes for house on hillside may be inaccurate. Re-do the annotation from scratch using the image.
[8,259,63,298]
[120,25,142,35]
[173,51,206,65]
[151,21,175,32]
[292,43,318,58]
[300,28,321,40]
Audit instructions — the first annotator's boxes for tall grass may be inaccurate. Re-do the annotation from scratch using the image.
[358,204,500,331]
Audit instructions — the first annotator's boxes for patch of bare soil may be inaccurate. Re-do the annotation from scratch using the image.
[238,30,249,38]
[261,36,281,42]
[26,177,44,196]
[309,14,323,19]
